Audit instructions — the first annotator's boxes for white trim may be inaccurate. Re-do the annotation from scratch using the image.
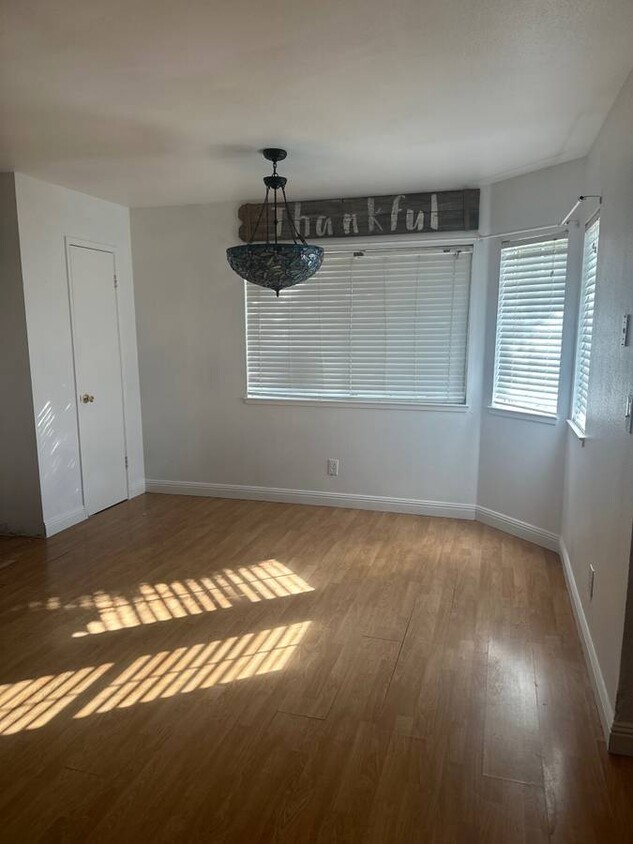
[609,720,633,756]
[144,480,563,552]
[476,506,559,550]
[145,480,476,520]
[43,484,142,536]
[558,538,614,741]
[566,418,587,444]
[244,397,470,412]
[63,236,118,254]
[64,237,131,508]
[129,479,146,498]
[570,215,600,436]
[500,230,568,248]
[477,223,566,242]
[487,405,558,425]
[44,507,88,537]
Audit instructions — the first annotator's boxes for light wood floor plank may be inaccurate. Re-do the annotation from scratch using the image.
[0,494,632,842]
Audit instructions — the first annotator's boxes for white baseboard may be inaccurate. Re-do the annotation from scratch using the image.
[558,538,614,742]
[476,506,559,551]
[144,479,477,521]
[129,479,146,498]
[144,480,563,553]
[609,720,633,756]
[44,506,88,537]
[43,484,143,537]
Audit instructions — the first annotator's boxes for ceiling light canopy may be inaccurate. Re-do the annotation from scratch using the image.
[226,148,324,297]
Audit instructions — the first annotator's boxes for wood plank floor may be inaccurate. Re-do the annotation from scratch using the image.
[0,494,632,843]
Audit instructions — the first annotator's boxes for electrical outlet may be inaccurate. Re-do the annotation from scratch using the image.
[327,458,339,477]
[588,564,596,601]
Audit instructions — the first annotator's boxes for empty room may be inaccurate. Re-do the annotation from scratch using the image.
[1,1,633,841]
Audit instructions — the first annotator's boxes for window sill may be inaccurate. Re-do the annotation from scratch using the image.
[566,418,587,445]
[487,405,558,425]
[244,397,470,412]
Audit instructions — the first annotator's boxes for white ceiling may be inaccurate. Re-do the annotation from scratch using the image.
[1,0,633,208]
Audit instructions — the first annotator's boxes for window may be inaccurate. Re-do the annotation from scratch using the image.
[245,244,472,405]
[571,216,600,432]
[492,236,568,417]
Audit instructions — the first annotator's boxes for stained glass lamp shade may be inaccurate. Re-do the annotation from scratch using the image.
[226,149,324,297]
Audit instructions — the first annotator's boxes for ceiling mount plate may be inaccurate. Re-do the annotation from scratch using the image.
[262,148,287,164]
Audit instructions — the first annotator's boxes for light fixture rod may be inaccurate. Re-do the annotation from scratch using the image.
[273,187,278,245]
[250,186,270,244]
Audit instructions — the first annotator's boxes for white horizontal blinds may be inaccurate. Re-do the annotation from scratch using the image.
[572,217,600,431]
[493,236,568,415]
[246,245,472,403]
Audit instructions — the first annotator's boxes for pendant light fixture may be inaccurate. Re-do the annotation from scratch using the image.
[226,148,324,296]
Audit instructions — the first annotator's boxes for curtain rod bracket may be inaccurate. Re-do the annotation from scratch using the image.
[560,195,602,227]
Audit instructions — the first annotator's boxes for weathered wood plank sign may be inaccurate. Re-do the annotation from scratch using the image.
[238,189,479,242]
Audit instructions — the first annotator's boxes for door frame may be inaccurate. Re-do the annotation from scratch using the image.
[64,236,130,511]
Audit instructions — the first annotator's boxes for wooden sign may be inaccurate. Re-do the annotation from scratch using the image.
[238,189,479,242]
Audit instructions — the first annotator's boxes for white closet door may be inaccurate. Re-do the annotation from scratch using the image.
[68,244,128,515]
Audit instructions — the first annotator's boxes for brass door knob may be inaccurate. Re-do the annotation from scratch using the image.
[81,394,95,404]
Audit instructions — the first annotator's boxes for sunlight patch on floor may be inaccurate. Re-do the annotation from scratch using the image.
[0,664,113,735]
[63,560,314,637]
[74,621,310,717]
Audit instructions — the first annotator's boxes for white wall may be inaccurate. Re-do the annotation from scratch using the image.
[560,70,633,737]
[131,202,488,513]
[130,104,633,750]
[14,174,145,534]
[0,174,43,536]
[132,164,593,541]
[477,158,586,536]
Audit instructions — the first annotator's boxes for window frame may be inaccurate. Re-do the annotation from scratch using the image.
[570,213,600,437]
[242,237,476,410]
[490,233,569,421]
